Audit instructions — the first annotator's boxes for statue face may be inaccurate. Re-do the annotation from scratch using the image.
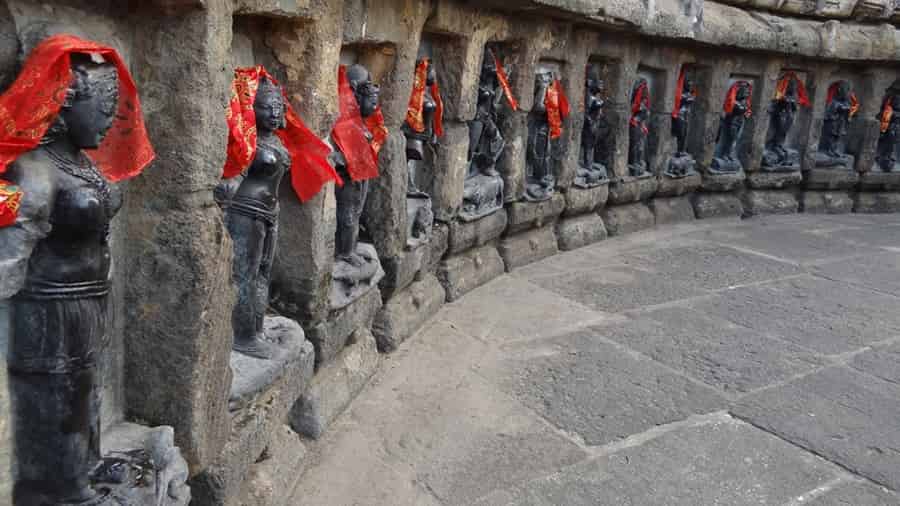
[736,85,750,101]
[786,79,797,97]
[62,65,119,149]
[355,82,380,118]
[254,83,285,133]
[684,78,694,93]
[836,82,850,100]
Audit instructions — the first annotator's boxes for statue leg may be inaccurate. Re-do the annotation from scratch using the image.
[226,209,272,357]
[335,178,367,264]
[254,217,278,337]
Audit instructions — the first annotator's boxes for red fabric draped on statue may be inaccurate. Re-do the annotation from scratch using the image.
[774,71,811,108]
[331,65,380,183]
[672,68,696,119]
[405,59,444,138]
[880,96,894,134]
[825,82,859,118]
[0,34,154,182]
[723,81,753,117]
[365,107,389,157]
[493,53,519,111]
[630,81,650,134]
[545,79,570,140]
[0,178,21,227]
[223,66,337,202]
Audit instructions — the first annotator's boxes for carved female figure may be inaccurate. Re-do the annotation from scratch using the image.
[218,67,335,358]
[763,72,810,170]
[0,35,154,504]
[403,58,442,244]
[875,88,900,173]
[667,67,698,177]
[577,70,609,188]
[816,81,858,168]
[711,80,752,173]
[525,70,569,201]
[628,78,651,177]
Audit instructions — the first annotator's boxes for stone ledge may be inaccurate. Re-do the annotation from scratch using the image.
[601,202,656,236]
[803,168,860,191]
[438,245,506,302]
[607,176,659,205]
[378,243,427,301]
[746,171,803,190]
[801,191,855,214]
[854,191,900,213]
[742,190,801,217]
[701,171,746,192]
[692,193,744,219]
[651,196,697,224]
[309,288,382,368]
[447,209,508,255]
[372,274,446,353]
[556,213,608,251]
[656,173,702,197]
[505,194,567,235]
[289,329,381,440]
[498,226,560,271]
[859,171,900,192]
[563,185,609,217]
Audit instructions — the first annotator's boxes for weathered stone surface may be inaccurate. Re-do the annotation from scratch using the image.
[103,422,191,506]
[563,185,609,217]
[607,176,659,205]
[746,171,803,190]
[237,425,307,506]
[425,222,450,274]
[650,196,696,224]
[691,193,744,219]
[733,366,900,492]
[803,168,860,190]
[851,341,900,385]
[701,171,745,192]
[859,170,900,191]
[372,274,445,353]
[696,276,900,354]
[806,480,900,506]
[854,192,900,213]
[498,226,559,272]
[686,223,862,262]
[438,245,506,302]
[289,328,381,439]
[495,331,725,446]
[229,317,307,411]
[473,415,843,506]
[813,252,900,297]
[556,214,608,251]
[656,173,702,197]
[378,242,426,300]
[363,131,409,262]
[505,194,566,234]
[310,287,382,368]
[741,190,800,217]
[447,209,508,255]
[600,202,655,236]
[430,122,470,222]
[599,307,824,394]
[190,340,315,505]
[801,191,855,214]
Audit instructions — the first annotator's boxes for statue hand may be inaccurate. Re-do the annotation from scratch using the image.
[214,176,243,206]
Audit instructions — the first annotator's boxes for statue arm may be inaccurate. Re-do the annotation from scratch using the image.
[0,159,54,299]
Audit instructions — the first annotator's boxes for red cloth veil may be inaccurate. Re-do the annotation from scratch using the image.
[331,65,380,183]
[774,71,811,108]
[826,82,859,118]
[880,96,894,134]
[493,53,519,111]
[630,81,650,134]
[406,59,444,138]
[0,34,154,182]
[223,66,337,202]
[545,79,570,140]
[672,67,697,119]
[724,81,753,117]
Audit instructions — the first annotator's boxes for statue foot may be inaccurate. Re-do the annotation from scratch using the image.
[234,335,277,359]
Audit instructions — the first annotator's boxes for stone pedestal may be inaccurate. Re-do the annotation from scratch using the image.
[608,176,659,205]
[746,170,803,189]
[505,194,566,234]
[859,171,900,192]
[498,225,559,271]
[801,191,855,214]
[438,245,505,301]
[310,287,382,368]
[601,202,655,236]
[804,168,859,191]
[656,173,702,197]
[447,209,508,255]
[237,425,307,506]
[854,192,900,213]
[556,213,608,251]
[692,193,744,219]
[701,171,745,192]
[372,274,446,353]
[330,243,385,311]
[741,190,800,217]
[651,196,696,224]
[379,242,428,301]
[563,184,609,217]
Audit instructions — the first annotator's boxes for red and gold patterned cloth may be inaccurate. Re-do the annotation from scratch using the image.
[0,178,22,227]
[223,66,337,202]
[405,59,444,138]
[0,34,154,182]
[630,80,650,134]
[774,71,811,108]
[826,82,859,118]
[880,96,894,133]
[365,107,389,157]
[331,65,381,183]
[545,79,570,140]
[723,81,753,117]
[672,67,696,119]
[494,53,519,111]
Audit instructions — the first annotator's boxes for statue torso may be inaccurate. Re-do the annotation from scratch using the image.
[234,134,291,210]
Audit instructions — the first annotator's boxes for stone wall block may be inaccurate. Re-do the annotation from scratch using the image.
[505,193,566,234]
[447,209,508,255]
[651,195,697,224]
[438,245,506,301]
[556,213,608,251]
[498,111,528,203]
[364,130,409,261]
[801,191,854,213]
[310,287,382,368]
[498,225,559,271]
[431,121,470,222]
[372,273,446,352]
[600,202,656,236]
[563,185,609,216]
[692,193,744,219]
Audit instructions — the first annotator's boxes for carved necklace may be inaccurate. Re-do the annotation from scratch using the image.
[44,144,113,219]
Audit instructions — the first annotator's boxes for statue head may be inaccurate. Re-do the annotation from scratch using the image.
[421,59,436,87]
[347,64,379,118]
[254,77,286,134]
[683,77,694,95]
[834,80,850,101]
[736,82,751,101]
[785,77,798,98]
[44,53,119,149]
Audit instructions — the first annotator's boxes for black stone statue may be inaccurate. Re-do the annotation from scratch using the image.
[525,70,556,201]
[762,76,803,171]
[711,81,751,174]
[816,81,855,169]
[462,51,505,221]
[576,70,610,188]
[874,84,900,173]
[628,78,651,178]
[402,58,437,247]
[216,78,289,359]
[666,73,697,177]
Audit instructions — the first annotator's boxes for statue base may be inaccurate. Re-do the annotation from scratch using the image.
[701,167,745,192]
[747,169,802,189]
[761,147,800,172]
[331,243,385,310]
[406,192,434,250]
[573,163,609,189]
[814,151,854,170]
[627,162,652,179]
[229,316,308,410]
[664,153,697,178]
[523,181,555,202]
[708,157,744,175]
[860,167,900,191]
[461,173,504,222]
[804,167,859,191]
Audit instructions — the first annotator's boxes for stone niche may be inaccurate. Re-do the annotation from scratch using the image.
[488,39,529,204]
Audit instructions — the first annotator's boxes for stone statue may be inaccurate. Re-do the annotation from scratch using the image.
[874,84,900,173]
[462,50,508,220]
[0,35,187,506]
[525,70,556,201]
[711,80,752,174]
[217,77,289,359]
[816,80,857,169]
[666,70,697,177]
[403,57,439,247]
[628,78,651,177]
[762,72,809,171]
[577,69,610,188]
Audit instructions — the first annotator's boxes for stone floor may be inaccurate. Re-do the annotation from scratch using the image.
[289,213,900,506]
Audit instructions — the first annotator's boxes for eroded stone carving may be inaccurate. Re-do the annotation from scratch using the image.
[666,68,698,178]
[874,81,900,173]
[525,68,569,201]
[762,72,810,171]
[628,78,651,178]
[403,57,440,248]
[577,67,610,188]
[710,80,752,174]
[816,80,858,169]
[0,34,188,506]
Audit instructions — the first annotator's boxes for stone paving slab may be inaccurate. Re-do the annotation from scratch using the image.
[732,366,900,492]
[694,276,900,355]
[805,480,900,505]
[490,330,726,446]
[687,225,862,264]
[598,306,826,395]
[813,252,900,297]
[815,224,900,251]
[850,340,900,385]
[472,414,842,506]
